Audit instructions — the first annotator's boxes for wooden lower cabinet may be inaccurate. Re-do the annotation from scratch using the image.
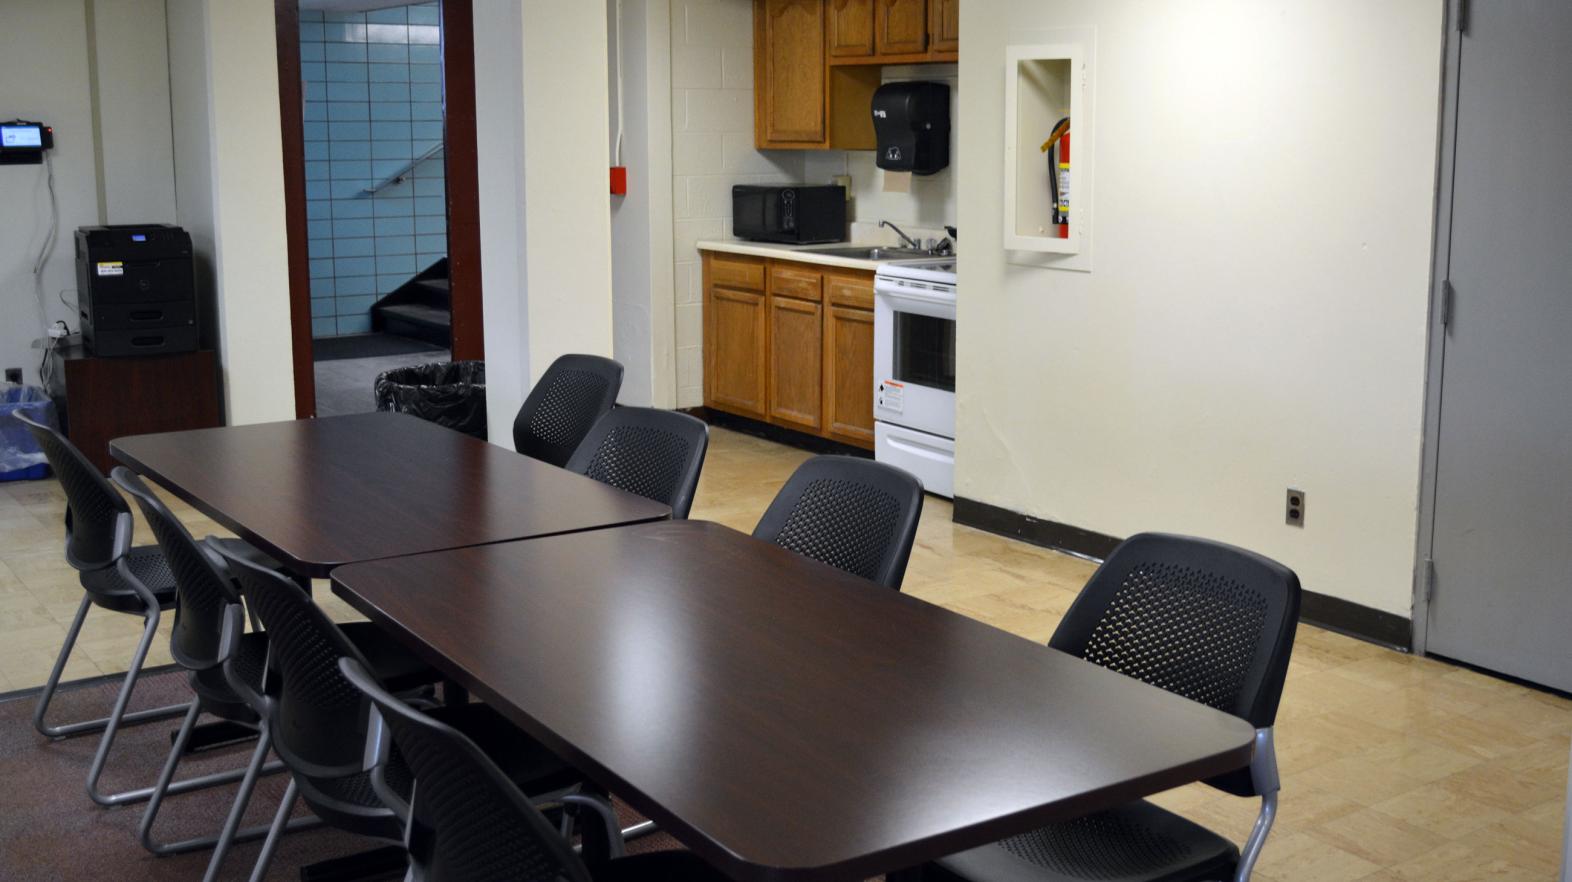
[769,294,824,431]
[704,251,874,449]
[705,282,769,420]
[823,304,875,445]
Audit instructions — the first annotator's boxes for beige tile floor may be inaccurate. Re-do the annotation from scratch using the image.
[1,426,1567,880]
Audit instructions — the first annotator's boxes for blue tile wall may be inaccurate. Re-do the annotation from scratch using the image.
[300,3,446,338]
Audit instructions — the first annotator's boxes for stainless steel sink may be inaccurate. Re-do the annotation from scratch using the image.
[797,246,932,260]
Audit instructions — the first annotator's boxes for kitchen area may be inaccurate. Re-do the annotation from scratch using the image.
[684,0,962,496]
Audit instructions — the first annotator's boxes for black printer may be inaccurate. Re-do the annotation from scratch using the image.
[74,224,199,357]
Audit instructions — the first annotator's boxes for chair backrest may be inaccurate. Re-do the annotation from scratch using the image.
[13,411,131,571]
[339,658,591,882]
[112,468,240,671]
[752,455,924,590]
[207,538,374,780]
[511,354,623,466]
[1049,532,1301,796]
[564,407,709,519]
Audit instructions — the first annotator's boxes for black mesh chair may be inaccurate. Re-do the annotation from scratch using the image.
[111,468,322,874]
[923,533,1301,882]
[12,412,275,807]
[753,455,924,590]
[512,354,624,466]
[566,407,709,519]
[209,540,585,882]
[339,657,732,882]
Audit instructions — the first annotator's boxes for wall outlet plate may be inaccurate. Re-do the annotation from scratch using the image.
[1285,488,1306,527]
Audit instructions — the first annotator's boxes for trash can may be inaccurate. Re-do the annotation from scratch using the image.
[374,361,487,439]
[0,386,57,482]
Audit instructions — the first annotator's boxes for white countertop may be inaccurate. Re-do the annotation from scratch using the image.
[696,239,886,271]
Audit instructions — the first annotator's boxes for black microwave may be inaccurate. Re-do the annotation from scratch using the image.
[732,185,847,244]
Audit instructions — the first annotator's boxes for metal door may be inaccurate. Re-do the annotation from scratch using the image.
[1425,0,1572,691]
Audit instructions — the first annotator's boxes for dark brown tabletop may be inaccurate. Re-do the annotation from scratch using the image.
[330,520,1257,882]
[110,412,671,577]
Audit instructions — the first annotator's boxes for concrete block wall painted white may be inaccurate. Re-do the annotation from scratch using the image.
[955,0,1445,617]
[669,0,801,407]
[0,0,176,388]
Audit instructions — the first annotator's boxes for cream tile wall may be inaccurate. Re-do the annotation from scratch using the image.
[670,0,801,407]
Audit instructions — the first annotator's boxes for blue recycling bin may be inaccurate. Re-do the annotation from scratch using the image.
[0,386,56,482]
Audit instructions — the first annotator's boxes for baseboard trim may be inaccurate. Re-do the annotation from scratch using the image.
[0,663,182,704]
[952,496,1122,561]
[1300,591,1412,652]
[682,407,873,459]
[953,496,1415,651]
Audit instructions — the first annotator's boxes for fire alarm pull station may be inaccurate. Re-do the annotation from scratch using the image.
[1,121,53,165]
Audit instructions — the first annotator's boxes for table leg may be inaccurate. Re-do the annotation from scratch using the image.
[443,680,469,706]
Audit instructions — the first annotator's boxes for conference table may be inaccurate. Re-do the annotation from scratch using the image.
[332,520,1258,882]
[109,412,672,577]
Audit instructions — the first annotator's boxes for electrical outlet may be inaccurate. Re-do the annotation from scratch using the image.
[1285,488,1306,527]
[4,368,21,385]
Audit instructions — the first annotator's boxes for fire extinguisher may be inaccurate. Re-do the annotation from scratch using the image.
[1040,117,1071,237]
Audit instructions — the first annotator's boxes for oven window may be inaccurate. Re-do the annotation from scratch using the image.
[892,311,956,392]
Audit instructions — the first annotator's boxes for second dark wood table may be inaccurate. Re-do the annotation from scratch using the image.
[331,520,1256,881]
[110,412,672,577]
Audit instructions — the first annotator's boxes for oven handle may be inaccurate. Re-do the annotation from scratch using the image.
[876,289,957,317]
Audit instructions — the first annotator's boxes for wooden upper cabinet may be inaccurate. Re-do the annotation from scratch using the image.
[876,0,927,56]
[929,0,958,53]
[827,0,875,58]
[755,0,827,148]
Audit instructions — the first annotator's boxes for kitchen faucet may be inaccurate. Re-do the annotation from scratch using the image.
[880,220,923,250]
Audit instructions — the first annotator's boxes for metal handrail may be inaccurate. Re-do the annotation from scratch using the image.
[361,142,444,196]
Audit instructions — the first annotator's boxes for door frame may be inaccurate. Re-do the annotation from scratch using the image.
[1410,0,1467,657]
[275,0,485,419]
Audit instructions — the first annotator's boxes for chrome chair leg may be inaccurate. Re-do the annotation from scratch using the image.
[195,730,322,880]
[33,595,184,740]
[247,777,299,882]
[138,707,294,857]
[84,601,264,807]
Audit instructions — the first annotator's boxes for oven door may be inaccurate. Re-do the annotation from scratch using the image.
[874,281,957,439]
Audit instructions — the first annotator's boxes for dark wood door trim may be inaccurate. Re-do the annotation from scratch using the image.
[441,0,484,361]
[274,0,316,418]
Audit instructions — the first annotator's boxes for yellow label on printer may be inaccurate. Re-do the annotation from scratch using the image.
[96,261,124,277]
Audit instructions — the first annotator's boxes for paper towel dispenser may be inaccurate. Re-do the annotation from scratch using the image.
[871,82,950,176]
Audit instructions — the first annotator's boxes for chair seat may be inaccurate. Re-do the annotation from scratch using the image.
[297,702,579,839]
[81,538,282,614]
[590,851,733,882]
[933,800,1238,882]
[339,622,443,692]
[188,631,270,722]
[80,545,177,613]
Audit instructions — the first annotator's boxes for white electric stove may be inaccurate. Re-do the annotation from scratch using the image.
[873,258,956,497]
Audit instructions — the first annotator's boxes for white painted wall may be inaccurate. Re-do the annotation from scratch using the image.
[476,0,616,444]
[166,0,296,426]
[669,0,798,407]
[0,0,176,388]
[609,0,676,408]
[956,0,1444,616]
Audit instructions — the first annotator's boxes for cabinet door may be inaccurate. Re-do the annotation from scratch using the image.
[755,0,827,147]
[706,286,769,420]
[823,305,875,446]
[828,0,875,57]
[929,0,958,53]
[876,0,927,56]
[769,295,824,432]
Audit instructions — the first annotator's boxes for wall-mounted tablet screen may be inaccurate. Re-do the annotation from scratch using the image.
[1,124,44,148]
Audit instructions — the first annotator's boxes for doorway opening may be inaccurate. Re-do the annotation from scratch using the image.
[277,0,483,418]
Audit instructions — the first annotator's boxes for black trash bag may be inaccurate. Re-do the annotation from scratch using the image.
[374,361,488,439]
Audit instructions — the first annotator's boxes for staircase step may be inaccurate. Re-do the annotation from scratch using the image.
[376,303,451,331]
[415,278,450,292]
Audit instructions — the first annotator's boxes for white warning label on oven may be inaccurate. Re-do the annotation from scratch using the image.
[96,261,124,277]
[878,380,904,413]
